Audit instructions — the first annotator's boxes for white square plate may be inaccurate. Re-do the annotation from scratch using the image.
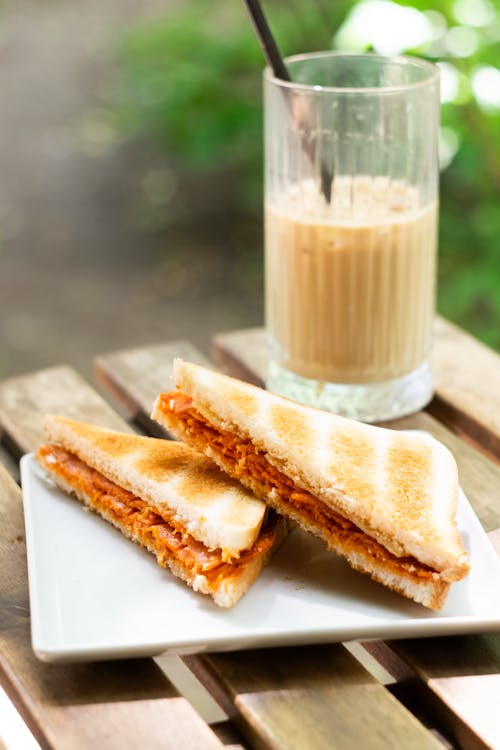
[21,453,500,663]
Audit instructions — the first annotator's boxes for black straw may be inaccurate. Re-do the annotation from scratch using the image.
[242,0,332,202]
[243,0,290,82]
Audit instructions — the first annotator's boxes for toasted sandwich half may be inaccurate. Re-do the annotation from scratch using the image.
[36,415,287,608]
[152,360,471,610]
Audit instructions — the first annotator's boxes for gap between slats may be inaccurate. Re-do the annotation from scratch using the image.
[0,379,234,750]
[94,336,500,750]
[90,342,471,749]
[0,359,452,749]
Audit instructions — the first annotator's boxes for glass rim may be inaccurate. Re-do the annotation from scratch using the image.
[264,51,440,94]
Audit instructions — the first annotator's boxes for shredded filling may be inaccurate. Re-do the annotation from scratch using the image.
[37,444,278,586]
[159,392,439,581]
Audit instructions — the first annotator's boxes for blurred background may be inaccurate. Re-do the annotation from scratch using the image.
[1,0,499,380]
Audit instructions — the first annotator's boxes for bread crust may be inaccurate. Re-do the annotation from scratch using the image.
[151,360,472,609]
[43,414,266,558]
[165,360,470,581]
[37,449,287,608]
[153,406,449,610]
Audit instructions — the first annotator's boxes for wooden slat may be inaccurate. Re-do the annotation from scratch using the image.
[0,441,20,482]
[430,318,500,460]
[0,373,227,750]
[95,343,454,750]
[388,634,500,750]
[213,327,500,750]
[0,365,129,454]
[184,647,443,750]
[364,629,500,750]
[96,340,500,535]
[94,341,211,435]
[212,319,500,462]
[212,328,268,387]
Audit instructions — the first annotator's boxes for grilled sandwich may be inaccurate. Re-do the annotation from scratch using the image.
[36,415,287,607]
[152,360,471,610]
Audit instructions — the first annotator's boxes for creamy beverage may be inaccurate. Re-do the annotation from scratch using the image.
[264,53,439,418]
[265,177,437,384]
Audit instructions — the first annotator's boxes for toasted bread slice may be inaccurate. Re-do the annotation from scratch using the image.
[36,416,287,607]
[151,360,471,609]
[43,414,267,557]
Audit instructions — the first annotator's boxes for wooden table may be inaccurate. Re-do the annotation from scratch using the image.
[0,318,499,750]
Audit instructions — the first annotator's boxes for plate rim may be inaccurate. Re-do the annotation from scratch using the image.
[20,452,500,663]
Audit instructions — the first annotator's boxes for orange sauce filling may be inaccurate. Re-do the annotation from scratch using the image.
[160,392,438,581]
[37,444,278,586]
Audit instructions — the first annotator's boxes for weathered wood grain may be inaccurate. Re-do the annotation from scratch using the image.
[0,355,438,750]
[0,365,228,749]
[94,342,462,749]
[0,461,225,750]
[212,318,500,462]
[213,327,500,750]
[0,366,129,455]
[0,441,20,481]
[184,648,443,750]
[388,634,500,750]
[362,557,500,749]
[4,333,496,750]
[429,318,500,460]
[366,570,500,745]
[212,328,267,387]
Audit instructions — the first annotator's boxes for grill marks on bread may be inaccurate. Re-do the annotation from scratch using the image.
[386,438,433,525]
[269,404,381,523]
[222,386,258,418]
[324,429,378,507]
[133,442,208,483]
[270,405,313,449]
[268,400,436,542]
[36,444,277,582]
[159,394,442,585]
[43,415,267,554]
[162,361,469,582]
[136,447,256,512]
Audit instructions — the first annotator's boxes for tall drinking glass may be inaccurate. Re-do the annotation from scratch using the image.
[264,52,440,422]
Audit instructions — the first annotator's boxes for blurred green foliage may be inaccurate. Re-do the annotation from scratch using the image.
[115,0,500,351]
